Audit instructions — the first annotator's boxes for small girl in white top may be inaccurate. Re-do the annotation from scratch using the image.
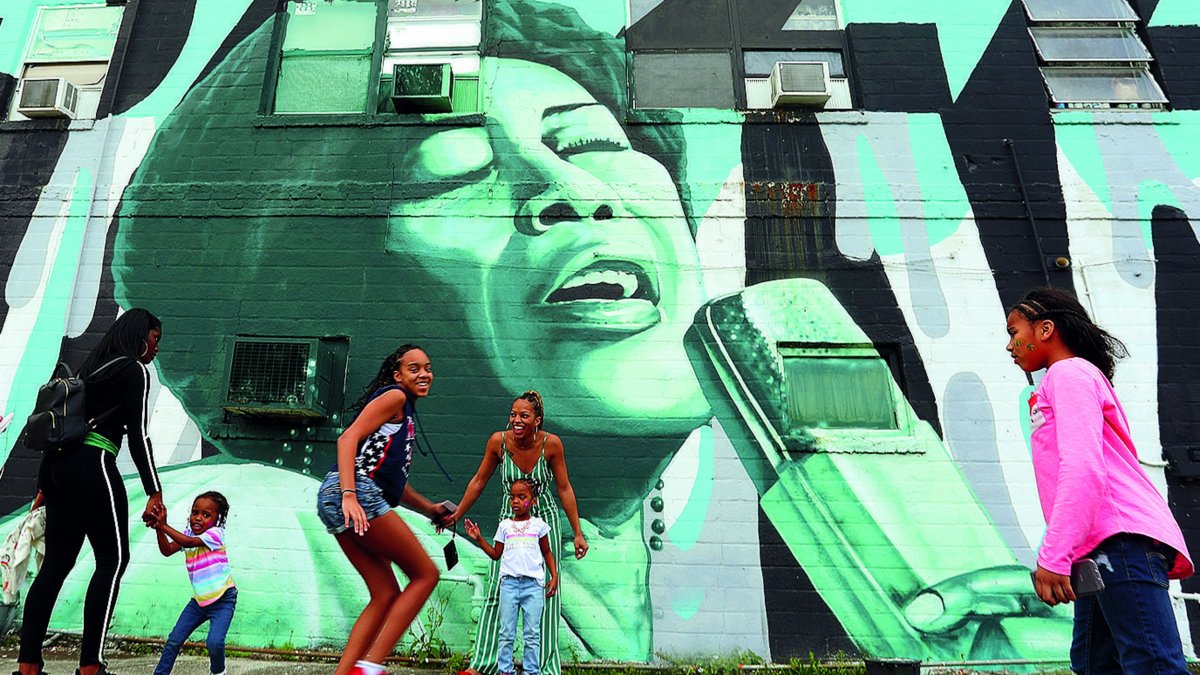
[465,479,559,675]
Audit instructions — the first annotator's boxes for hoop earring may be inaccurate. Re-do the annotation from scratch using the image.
[139,340,149,358]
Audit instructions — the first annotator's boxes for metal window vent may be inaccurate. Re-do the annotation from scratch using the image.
[17,77,79,119]
[392,63,453,113]
[770,61,832,107]
[223,337,334,418]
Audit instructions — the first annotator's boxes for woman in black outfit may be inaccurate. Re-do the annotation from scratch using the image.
[16,309,165,675]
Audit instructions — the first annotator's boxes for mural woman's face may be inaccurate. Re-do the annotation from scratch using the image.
[388,58,710,435]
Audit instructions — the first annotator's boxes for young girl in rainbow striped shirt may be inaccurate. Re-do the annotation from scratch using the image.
[151,491,237,675]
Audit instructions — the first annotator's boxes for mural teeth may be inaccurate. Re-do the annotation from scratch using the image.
[559,269,639,299]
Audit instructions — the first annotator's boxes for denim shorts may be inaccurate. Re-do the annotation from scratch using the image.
[316,470,392,534]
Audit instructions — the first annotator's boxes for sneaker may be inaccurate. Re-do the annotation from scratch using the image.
[75,666,117,675]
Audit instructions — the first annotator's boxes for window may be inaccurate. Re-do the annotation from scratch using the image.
[781,346,899,431]
[271,0,481,116]
[1022,0,1167,109]
[628,0,850,111]
[632,52,737,109]
[8,5,124,121]
[782,0,841,32]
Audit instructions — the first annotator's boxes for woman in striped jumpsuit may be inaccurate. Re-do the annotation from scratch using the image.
[448,391,588,675]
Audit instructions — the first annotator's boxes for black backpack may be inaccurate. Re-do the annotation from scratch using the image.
[24,358,128,452]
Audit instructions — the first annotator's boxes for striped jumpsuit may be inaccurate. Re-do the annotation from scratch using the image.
[468,434,563,675]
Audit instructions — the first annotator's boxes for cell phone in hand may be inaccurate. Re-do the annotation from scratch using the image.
[1071,558,1105,596]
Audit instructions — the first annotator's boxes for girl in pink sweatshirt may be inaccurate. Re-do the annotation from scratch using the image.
[1007,287,1192,674]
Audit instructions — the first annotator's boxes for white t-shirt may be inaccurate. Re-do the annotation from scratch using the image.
[495,516,551,585]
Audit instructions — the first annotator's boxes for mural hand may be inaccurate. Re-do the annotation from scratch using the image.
[573,532,588,559]
[903,564,1061,635]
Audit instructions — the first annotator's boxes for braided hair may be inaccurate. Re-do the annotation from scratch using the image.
[80,308,161,378]
[195,490,230,527]
[1011,288,1128,380]
[511,477,539,498]
[514,390,544,430]
[352,344,422,412]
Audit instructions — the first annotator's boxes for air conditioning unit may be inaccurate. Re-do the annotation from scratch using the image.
[392,63,453,113]
[17,77,79,119]
[223,337,335,419]
[770,62,832,107]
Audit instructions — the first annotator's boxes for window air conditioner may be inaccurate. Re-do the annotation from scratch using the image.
[392,63,453,113]
[770,62,832,107]
[17,77,79,119]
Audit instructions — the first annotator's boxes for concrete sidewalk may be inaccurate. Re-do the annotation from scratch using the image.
[40,653,334,673]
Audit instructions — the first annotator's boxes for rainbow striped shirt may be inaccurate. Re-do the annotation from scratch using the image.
[183,525,235,606]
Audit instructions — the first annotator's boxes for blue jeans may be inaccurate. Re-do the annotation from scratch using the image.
[1071,534,1188,675]
[498,575,544,675]
[154,587,238,674]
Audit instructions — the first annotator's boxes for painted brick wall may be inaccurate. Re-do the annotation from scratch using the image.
[1,0,1199,665]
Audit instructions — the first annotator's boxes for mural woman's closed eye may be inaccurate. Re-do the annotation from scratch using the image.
[406,127,496,188]
[543,103,631,158]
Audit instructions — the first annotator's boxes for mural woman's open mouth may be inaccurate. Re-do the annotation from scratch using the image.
[542,258,662,330]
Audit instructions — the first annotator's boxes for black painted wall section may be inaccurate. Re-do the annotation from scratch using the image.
[1153,206,1200,645]
[1145,26,1200,110]
[846,23,950,113]
[110,0,198,115]
[939,1,1072,308]
[625,0,733,50]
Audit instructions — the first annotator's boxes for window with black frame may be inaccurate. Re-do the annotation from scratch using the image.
[1022,0,1168,110]
[271,0,481,116]
[627,0,853,111]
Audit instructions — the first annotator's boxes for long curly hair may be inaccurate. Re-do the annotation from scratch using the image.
[352,344,423,411]
[1011,287,1128,380]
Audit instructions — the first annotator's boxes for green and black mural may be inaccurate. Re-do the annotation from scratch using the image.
[2,0,1200,664]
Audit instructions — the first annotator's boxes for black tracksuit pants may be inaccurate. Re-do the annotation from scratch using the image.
[20,444,130,668]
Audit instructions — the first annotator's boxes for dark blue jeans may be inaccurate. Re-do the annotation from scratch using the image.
[154,586,237,674]
[1071,534,1187,675]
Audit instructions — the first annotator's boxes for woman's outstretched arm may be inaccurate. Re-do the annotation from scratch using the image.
[546,434,588,559]
[444,432,503,527]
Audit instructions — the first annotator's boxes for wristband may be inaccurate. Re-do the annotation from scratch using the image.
[341,489,357,495]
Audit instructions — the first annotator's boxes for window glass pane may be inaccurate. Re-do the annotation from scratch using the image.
[26,6,123,63]
[387,19,480,50]
[381,52,480,76]
[275,54,372,113]
[1022,0,1137,21]
[745,51,844,77]
[1042,66,1167,103]
[783,0,840,30]
[1030,27,1150,61]
[282,1,377,53]
[633,52,735,108]
[387,0,481,49]
[783,357,897,430]
[388,0,482,20]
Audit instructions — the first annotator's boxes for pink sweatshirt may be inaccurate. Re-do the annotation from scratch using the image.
[1030,357,1192,579]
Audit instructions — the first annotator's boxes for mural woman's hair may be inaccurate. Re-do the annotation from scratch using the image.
[1011,287,1128,380]
[196,490,231,527]
[80,308,162,378]
[353,343,423,411]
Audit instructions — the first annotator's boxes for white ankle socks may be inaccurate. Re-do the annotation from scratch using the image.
[355,660,386,675]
